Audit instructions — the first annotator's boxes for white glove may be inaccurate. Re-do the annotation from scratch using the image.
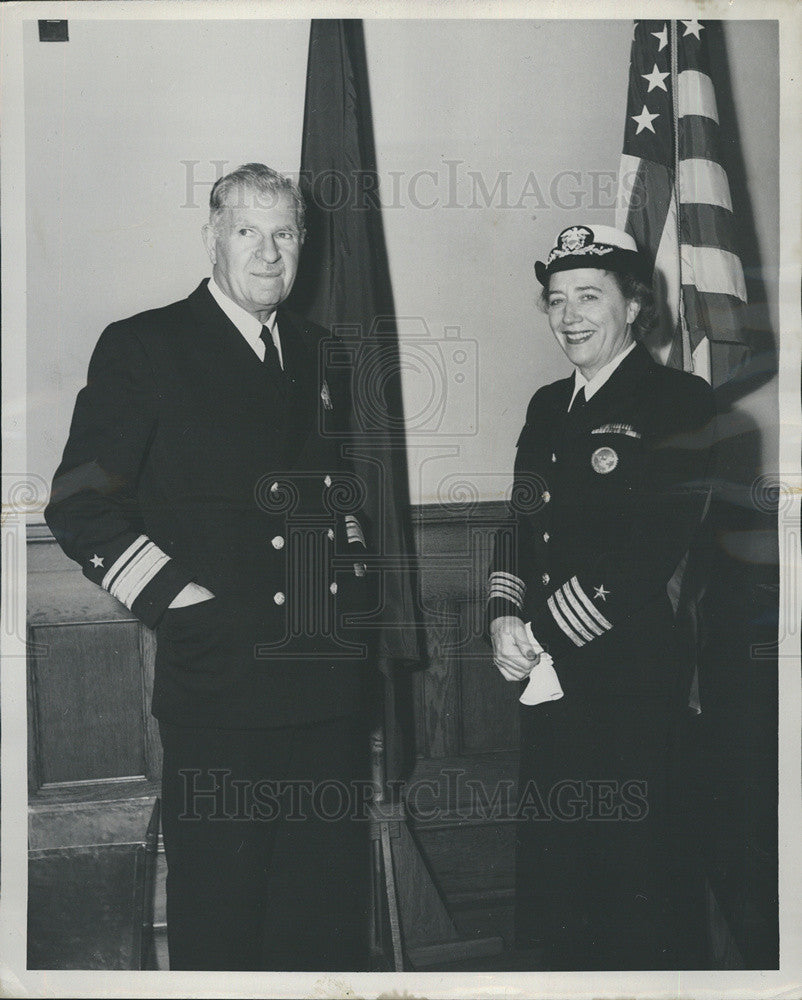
[519,622,564,706]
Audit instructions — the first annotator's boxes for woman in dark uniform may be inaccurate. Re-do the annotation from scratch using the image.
[488,224,715,969]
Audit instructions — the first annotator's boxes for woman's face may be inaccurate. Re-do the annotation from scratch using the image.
[545,268,639,380]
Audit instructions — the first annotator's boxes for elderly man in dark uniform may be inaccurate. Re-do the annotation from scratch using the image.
[488,225,715,970]
[45,163,375,971]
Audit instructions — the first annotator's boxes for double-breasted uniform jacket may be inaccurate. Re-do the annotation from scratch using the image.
[488,343,716,692]
[45,280,376,730]
[491,343,717,966]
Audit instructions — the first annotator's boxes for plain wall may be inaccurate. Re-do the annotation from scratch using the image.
[25,18,779,511]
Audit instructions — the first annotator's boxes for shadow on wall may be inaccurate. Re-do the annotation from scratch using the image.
[684,22,781,971]
[709,20,779,390]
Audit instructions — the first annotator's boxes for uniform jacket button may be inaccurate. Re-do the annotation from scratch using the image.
[329,582,338,595]
[271,535,285,550]
[270,481,279,493]
[323,474,332,487]
[541,573,550,586]
[273,591,285,605]
[543,532,550,543]
[327,528,335,541]
[542,490,551,503]
[551,453,557,463]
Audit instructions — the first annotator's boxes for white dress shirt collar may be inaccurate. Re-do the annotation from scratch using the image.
[207,276,282,366]
[568,340,637,410]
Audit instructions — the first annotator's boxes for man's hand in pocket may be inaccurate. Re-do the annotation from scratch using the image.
[168,582,215,609]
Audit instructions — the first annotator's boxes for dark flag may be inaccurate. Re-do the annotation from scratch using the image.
[616,19,750,386]
[290,19,423,669]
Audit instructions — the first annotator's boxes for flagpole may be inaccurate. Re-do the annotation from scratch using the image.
[670,19,694,374]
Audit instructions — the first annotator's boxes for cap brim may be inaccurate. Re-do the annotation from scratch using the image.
[535,249,651,287]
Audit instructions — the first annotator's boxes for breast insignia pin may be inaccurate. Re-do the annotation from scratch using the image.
[320,380,333,410]
[591,446,618,474]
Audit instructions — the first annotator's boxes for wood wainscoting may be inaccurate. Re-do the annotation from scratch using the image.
[27,523,167,968]
[27,499,774,967]
[406,501,520,946]
[25,502,516,965]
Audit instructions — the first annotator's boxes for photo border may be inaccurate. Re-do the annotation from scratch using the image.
[2,1,800,997]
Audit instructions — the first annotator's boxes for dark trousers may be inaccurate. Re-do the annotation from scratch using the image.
[515,623,688,970]
[159,714,370,971]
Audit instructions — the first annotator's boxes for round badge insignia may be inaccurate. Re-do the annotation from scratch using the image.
[591,446,618,474]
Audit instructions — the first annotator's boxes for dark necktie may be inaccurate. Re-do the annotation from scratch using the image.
[260,325,283,376]
[568,386,586,415]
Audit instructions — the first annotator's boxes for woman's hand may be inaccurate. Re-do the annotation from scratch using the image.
[490,615,540,681]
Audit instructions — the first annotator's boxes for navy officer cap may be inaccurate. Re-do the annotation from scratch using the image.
[535,224,652,286]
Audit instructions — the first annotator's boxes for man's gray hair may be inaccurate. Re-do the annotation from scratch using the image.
[209,163,306,240]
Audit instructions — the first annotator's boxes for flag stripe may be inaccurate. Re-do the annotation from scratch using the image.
[710,341,751,378]
[679,202,739,256]
[653,186,681,322]
[616,153,643,227]
[690,340,712,382]
[678,115,722,166]
[678,159,733,210]
[677,69,719,122]
[680,245,747,301]
[683,287,750,345]
[620,158,674,264]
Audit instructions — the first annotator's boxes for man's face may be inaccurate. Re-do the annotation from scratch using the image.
[545,268,639,380]
[203,188,302,320]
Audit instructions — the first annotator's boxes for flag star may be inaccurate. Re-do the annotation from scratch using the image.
[642,63,669,92]
[681,19,704,39]
[593,584,610,602]
[90,554,104,569]
[651,23,668,51]
[631,104,660,135]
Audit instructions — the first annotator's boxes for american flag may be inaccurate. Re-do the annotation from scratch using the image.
[616,19,750,386]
